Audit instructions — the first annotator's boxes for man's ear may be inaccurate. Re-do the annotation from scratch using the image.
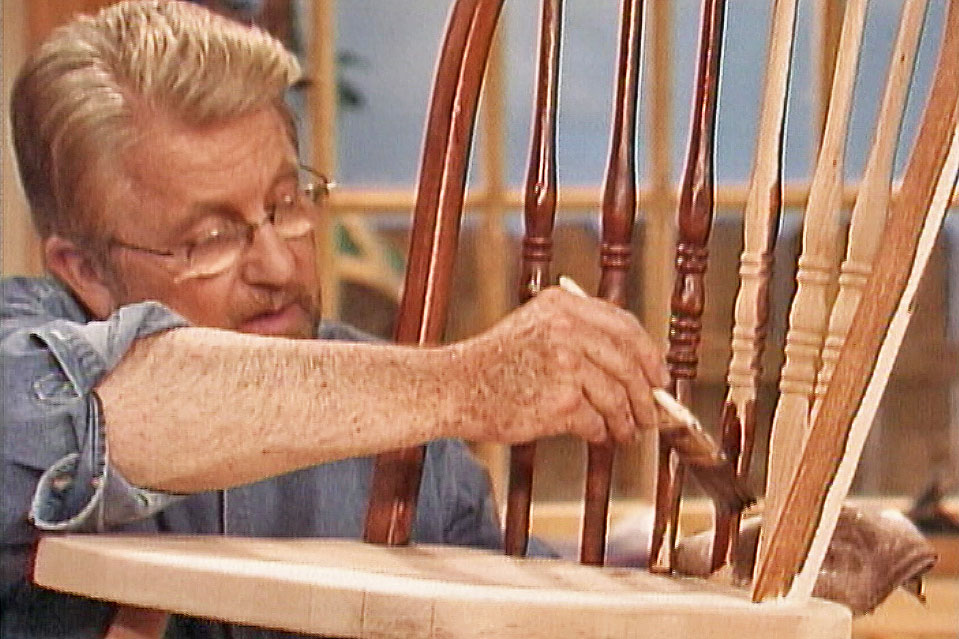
[43,235,118,319]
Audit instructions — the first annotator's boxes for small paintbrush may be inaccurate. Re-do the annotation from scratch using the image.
[558,276,754,513]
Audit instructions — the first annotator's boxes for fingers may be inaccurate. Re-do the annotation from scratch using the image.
[552,341,652,444]
[559,396,608,444]
[576,358,636,443]
[580,331,660,431]
[466,285,669,446]
[538,287,670,389]
[534,286,668,433]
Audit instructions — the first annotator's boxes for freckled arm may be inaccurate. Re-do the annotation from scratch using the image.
[97,328,464,493]
[97,287,666,496]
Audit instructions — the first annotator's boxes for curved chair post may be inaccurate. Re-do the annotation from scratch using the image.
[364,0,507,546]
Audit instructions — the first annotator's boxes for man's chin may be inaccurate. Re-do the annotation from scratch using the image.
[237,303,316,338]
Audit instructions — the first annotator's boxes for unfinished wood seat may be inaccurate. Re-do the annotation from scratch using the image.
[34,534,849,638]
[33,0,959,636]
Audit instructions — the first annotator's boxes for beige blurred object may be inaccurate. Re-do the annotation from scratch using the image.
[675,504,938,616]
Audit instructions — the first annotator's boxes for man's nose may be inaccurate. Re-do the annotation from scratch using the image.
[240,223,296,286]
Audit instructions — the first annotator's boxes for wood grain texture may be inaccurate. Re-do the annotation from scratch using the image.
[812,0,928,409]
[579,0,645,568]
[364,0,506,546]
[651,0,725,573]
[504,0,563,559]
[752,0,959,600]
[714,0,798,571]
[761,0,868,547]
[33,535,851,639]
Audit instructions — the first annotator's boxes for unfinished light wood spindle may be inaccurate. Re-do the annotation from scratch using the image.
[364,0,506,546]
[753,0,959,598]
[579,0,644,567]
[504,0,563,558]
[711,0,799,573]
[812,0,929,412]
[649,0,725,573]
[759,0,868,553]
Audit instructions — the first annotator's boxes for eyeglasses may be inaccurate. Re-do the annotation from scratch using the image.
[108,166,334,281]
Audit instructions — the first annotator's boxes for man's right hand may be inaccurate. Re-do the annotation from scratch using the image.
[448,287,670,445]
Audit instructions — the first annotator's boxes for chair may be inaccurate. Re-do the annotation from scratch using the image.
[33,0,959,636]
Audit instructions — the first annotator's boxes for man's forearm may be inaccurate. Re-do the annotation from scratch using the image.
[98,327,465,493]
[98,289,670,494]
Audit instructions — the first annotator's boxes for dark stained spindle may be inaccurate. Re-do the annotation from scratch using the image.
[364,0,507,546]
[579,0,644,567]
[504,0,564,557]
[649,0,725,573]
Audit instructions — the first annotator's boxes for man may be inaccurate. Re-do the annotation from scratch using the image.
[1,1,667,636]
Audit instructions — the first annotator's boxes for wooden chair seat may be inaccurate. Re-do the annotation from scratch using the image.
[34,534,850,638]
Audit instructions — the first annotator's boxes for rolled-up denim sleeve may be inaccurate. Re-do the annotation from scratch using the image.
[2,297,189,536]
[30,392,182,532]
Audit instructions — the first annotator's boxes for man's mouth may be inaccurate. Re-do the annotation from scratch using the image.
[238,302,309,337]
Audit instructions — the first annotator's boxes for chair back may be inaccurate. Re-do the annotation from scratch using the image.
[363,0,959,604]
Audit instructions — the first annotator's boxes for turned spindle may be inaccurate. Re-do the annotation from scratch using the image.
[650,0,725,573]
[812,0,928,414]
[579,0,645,567]
[504,0,563,558]
[760,0,868,557]
[712,0,798,572]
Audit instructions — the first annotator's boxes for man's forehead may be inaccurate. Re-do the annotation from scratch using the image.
[127,107,294,172]
[103,108,297,236]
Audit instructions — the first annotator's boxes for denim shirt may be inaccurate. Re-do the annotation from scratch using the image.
[1,277,516,639]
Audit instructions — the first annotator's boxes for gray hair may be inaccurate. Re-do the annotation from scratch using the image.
[10,0,301,240]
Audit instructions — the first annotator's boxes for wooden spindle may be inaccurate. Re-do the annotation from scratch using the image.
[712,0,799,572]
[760,0,868,558]
[579,0,644,567]
[504,0,563,558]
[813,0,928,411]
[650,0,725,573]
[364,0,506,546]
[753,0,959,597]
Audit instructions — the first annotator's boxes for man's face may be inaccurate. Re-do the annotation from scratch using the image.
[98,107,321,339]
